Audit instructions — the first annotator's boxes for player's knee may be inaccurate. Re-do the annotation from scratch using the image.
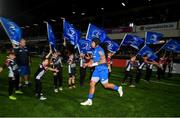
[103,83,109,88]
[90,81,95,88]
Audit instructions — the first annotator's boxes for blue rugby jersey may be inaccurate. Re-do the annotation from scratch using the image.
[92,46,107,71]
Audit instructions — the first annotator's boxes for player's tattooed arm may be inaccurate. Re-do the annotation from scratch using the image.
[98,51,107,65]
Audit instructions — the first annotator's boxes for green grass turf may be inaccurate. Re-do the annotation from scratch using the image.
[0,53,180,117]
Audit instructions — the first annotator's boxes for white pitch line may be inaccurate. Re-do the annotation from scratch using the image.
[147,80,180,87]
[111,73,180,87]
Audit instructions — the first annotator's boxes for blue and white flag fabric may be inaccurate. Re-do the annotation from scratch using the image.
[0,17,22,45]
[163,39,180,53]
[78,38,92,54]
[145,31,163,44]
[138,45,158,61]
[63,20,80,46]
[121,34,144,50]
[86,23,106,43]
[104,37,119,53]
[46,22,56,49]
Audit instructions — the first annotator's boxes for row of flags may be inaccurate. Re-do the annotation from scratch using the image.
[0,17,180,61]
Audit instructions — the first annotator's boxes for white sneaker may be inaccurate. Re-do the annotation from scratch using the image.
[129,84,136,88]
[54,89,58,93]
[59,87,63,91]
[80,99,92,106]
[69,86,72,89]
[39,96,47,100]
[118,86,123,97]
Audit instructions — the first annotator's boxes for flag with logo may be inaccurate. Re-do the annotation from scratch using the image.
[104,37,119,53]
[0,17,22,45]
[163,39,180,53]
[78,38,92,54]
[120,34,144,50]
[63,20,80,46]
[145,31,163,44]
[86,23,106,43]
[138,45,158,61]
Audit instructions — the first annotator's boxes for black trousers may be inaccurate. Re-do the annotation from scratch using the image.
[80,67,86,86]
[8,77,15,96]
[157,67,163,80]
[145,68,152,81]
[162,64,167,78]
[122,71,133,85]
[15,73,20,91]
[53,70,63,89]
[35,79,42,98]
[135,69,142,83]
[8,73,20,96]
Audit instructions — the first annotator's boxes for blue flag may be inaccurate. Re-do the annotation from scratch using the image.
[104,37,119,53]
[121,34,144,50]
[86,23,106,43]
[47,22,56,49]
[138,45,158,61]
[163,39,180,53]
[145,31,163,44]
[78,38,92,54]
[63,20,80,46]
[0,17,22,45]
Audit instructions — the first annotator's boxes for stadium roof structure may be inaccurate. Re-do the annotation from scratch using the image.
[0,0,180,38]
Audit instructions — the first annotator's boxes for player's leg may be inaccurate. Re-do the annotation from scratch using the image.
[101,69,123,97]
[80,80,98,106]
[80,69,99,106]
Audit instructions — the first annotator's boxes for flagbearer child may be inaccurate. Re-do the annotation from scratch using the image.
[0,52,23,100]
[67,51,76,89]
[34,48,59,100]
[122,56,139,87]
[51,51,63,93]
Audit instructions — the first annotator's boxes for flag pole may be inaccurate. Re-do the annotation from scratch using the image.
[135,44,146,57]
[61,17,66,47]
[119,33,127,50]
[155,40,170,54]
[45,21,51,51]
[77,44,81,54]
[144,31,147,44]
[85,23,91,40]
